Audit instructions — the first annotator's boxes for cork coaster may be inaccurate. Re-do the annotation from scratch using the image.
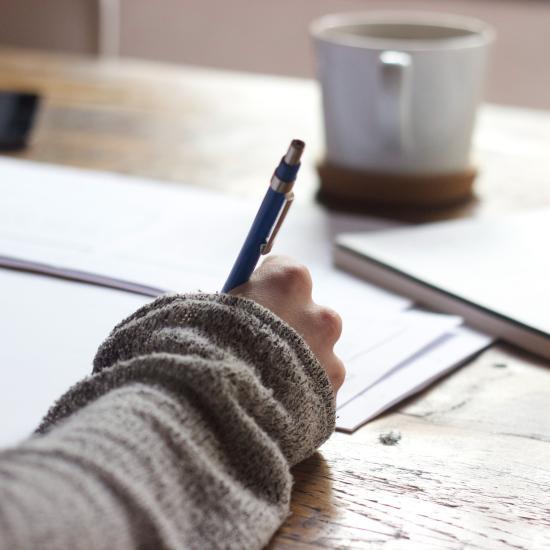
[317,160,477,211]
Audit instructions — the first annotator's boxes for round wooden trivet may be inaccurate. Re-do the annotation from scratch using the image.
[317,160,477,210]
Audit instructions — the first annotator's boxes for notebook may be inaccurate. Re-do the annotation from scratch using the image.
[335,209,550,360]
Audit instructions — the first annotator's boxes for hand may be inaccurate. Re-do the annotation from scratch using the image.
[230,255,345,393]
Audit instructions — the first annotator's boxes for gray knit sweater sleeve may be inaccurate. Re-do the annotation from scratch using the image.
[0,293,335,550]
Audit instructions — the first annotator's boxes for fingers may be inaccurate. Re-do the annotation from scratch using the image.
[233,256,313,319]
[254,255,313,301]
[305,305,345,392]
[261,258,346,393]
[310,304,343,345]
[229,255,346,394]
[323,354,346,392]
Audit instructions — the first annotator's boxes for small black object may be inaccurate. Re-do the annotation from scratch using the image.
[0,91,40,151]
[378,430,402,446]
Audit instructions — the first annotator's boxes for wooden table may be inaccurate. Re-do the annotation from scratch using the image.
[1,47,549,549]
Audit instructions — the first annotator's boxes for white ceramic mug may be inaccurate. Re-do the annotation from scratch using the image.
[311,12,495,174]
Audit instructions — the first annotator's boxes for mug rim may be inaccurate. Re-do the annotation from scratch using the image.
[310,11,496,51]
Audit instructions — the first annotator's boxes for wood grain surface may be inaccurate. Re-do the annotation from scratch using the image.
[0,47,549,549]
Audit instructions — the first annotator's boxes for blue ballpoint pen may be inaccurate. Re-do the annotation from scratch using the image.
[221,139,305,293]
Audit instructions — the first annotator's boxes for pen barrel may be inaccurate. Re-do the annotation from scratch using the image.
[222,188,286,293]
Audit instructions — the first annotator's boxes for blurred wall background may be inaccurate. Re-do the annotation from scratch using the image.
[0,0,548,109]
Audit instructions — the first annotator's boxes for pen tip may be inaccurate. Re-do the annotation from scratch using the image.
[284,139,305,165]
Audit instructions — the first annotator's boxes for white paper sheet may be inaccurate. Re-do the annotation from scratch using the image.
[336,310,462,408]
[336,326,492,431]
[0,269,151,448]
[0,157,406,297]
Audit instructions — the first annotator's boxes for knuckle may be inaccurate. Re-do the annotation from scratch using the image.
[274,262,312,295]
[317,306,343,342]
[333,360,346,390]
[327,357,346,391]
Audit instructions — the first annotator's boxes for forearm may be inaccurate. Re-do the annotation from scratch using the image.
[0,293,335,550]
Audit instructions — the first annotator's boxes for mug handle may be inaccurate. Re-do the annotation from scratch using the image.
[378,51,412,153]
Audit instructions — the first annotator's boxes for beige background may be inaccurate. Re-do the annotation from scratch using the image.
[0,0,549,109]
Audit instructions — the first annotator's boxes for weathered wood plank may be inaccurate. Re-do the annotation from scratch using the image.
[269,345,550,549]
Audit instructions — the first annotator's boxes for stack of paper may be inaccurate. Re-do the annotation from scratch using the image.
[0,158,492,445]
[311,272,491,431]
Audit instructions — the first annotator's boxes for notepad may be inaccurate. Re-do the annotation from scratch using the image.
[0,157,492,441]
[335,210,550,359]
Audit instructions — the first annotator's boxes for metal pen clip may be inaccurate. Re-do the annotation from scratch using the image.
[260,191,294,254]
